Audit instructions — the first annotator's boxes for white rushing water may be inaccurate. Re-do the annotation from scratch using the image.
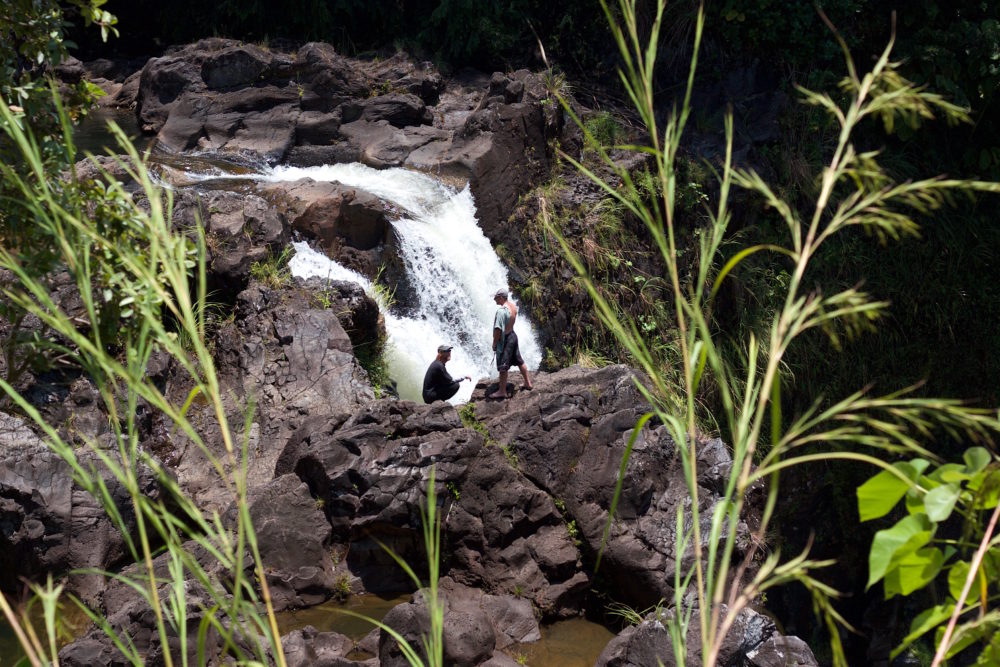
[262,163,541,404]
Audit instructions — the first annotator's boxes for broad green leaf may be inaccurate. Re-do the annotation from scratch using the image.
[924,483,961,522]
[930,462,971,484]
[969,470,1000,509]
[857,465,912,521]
[948,560,980,604]
[964,447,992,473]
[984,550,1000,580]
[868,513,934,590]
[892,603,954,659]
[884,546,944,598]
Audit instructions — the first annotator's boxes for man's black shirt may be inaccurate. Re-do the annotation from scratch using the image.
[422,359,461,403]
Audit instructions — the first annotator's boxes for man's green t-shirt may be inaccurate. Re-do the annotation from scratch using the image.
[493,305,510,355]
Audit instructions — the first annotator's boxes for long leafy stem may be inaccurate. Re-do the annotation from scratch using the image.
[550,2,1000,665]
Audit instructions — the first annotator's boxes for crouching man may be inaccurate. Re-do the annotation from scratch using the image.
[422,344,471,403]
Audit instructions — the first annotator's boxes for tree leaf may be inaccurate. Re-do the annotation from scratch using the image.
[964,447,992,474]
[924,483,961,522]
[868,513,934,590]
[892,603,954,660]
[884,546,945,598]
[948,560,980,604]
[969,470,1000,510]
[857,465,912,521]
[930,462,971,484]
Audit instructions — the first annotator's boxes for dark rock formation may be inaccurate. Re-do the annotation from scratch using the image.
[126,41,560,235]
[231,474,337,611]
[274,396,587,616]
[594,605,813,667]
[260,179,390,259]
[0,412,157,604]
[282,626,358,667]
[162,282,375,512]
[470,365,750,610]
[171,188,288,287]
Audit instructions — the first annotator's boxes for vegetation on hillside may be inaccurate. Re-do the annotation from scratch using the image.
[552,0,1000,664]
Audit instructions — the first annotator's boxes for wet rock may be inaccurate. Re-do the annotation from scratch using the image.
[339,120,449,169]
[595,605,782,667]
[260,179,390,272]
[746,635,819,667]
[379,580,539,667]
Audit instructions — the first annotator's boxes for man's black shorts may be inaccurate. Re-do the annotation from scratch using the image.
[497,331,524,372]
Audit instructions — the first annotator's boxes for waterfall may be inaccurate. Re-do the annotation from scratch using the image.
[264,163,542,404]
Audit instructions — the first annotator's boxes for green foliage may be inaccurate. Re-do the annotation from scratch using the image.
[710,0,866,68]
[606,599,666,627]
[1,1,120,395]
[500,443,519,469]
[333,573,352,601]
[857,448,1000,663]
[372,263,397,310]
[553,1,1000,665]
[458,402,495,445]
[583,111,625,151]
[355,332,390,397]
[249,247,292,289]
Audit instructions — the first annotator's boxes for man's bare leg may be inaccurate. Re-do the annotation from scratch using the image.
[488,370,509,399]
[518,363,533,390]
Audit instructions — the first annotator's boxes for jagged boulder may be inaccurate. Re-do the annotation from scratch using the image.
[594,605,815,667]
[161,282,375,512]
[281,626,358,667]
[128,44,561,229]
[469,364,751,611]
[230,474,338,611]
[0,412,157,604]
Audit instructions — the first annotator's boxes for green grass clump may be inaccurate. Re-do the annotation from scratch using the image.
[250,247,292,289]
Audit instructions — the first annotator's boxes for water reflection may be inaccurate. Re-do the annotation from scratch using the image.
[276,593,410,640]
[509,617,617,667]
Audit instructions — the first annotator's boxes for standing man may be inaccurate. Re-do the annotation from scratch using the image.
[422,344,470,404]
[487,289,533,400]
